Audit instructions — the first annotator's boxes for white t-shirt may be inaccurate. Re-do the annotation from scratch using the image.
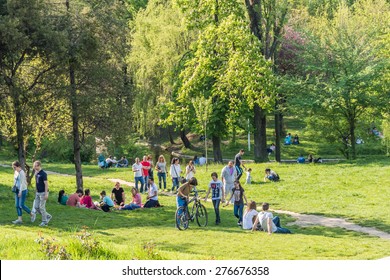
[148,183,158,201]
[199,157,206,165]
[186,165,195,180]
[243,209,258,230]
[258,211,277,233]
[170,164,182,178]
[132,163,143,177]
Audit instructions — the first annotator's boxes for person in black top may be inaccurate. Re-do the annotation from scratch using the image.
[111,182,125,206]
[234,149,246,181]
[32,161,52,227]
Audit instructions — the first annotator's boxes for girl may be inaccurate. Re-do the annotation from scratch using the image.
[185,160,196,181]
[225,180,247,226]
[170,158,182,192]
[12,161,32,224]
[58,190,69,205]
[119,187,142,210]
[156,155,167,191]
[80,189,100,210]
[242,201,258,230]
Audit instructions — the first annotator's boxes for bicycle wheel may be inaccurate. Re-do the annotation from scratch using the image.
[175,206,189,230]
[195,203,208,227]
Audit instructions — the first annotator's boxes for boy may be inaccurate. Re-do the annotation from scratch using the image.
[252,202,291,234]
[264,168,280,182]
[100,190,114,212]
[205,172,225,225]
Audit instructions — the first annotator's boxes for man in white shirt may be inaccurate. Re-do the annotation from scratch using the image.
[252,202,291,234]
[199,154,206,166]
[132,158,144,193]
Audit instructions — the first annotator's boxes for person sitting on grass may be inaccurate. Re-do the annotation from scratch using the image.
[66,189,85,208]
[100,190,114,212]
[293,134,300,145]
[242,201,259,230]
[252,202,291,234]
[119,187,142,210]
[58,190,68,205]
[205,172,225,225]
[225,180,248,226]
[264,168,280,182]
[297,154,305,163]
[111,182,125,207]
[80,189,100,210]
[143,178,160,208]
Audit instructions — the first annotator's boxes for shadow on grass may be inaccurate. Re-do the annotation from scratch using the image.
[292,226,377,239]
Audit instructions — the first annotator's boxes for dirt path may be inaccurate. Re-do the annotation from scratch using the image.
[275,210,390,240]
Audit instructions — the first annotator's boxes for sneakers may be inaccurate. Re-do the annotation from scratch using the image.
[12,220,22,225]
[30,212,36,223]
[237,221,242,226]
[39,222,47,227]
[46,215,52,224]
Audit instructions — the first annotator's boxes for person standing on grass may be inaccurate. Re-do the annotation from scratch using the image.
[205,172,225,225]
[170,158,182,192]
[176,177,198,227]
[242,201,259,230]
[221,160,237,202]
[225,180,247,226]
[185,160,196,181]
[141,156,151,193]
[31,161,52,227]
[234,149,246,181]
[111,181,125,206]
[156,155,167,191]
[132,157,144,193]
[11,161,33,225]
[252,202,291,234]
[147,154,154,181]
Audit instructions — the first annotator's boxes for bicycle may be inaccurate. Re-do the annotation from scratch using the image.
[175,188,208,230]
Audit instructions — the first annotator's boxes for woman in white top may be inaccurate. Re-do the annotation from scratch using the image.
[12,161,32,224]
[170,158,182,192]
[185,160,196,181]
[242,201,259,230]
[156,155,167,191]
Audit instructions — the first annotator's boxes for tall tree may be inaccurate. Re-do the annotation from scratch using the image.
[0,0,66,170]
[295,0,389,159]
[244,0,289,162]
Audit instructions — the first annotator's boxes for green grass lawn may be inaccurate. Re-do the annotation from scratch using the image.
[1,159,389,260]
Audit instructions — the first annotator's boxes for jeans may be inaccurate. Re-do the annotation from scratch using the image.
[235,166,243,181]
[171,177,179,191]
[15,189,31,217]
[134,176,144,192]
[33,192,51,223]
[234,203,244,223]
[176,196,188,224]
[142,175,149,193]
[212,199,221,223]
[273,216,292,234]
[158,172,167,189]
[121,203,140,210]
[144,199,158,208]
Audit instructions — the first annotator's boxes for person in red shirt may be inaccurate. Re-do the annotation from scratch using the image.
[140,156,151,193]
[66,189,85,208]
[80,189,100,210]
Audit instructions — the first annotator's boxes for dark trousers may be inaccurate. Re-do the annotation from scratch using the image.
[212,199,221,223]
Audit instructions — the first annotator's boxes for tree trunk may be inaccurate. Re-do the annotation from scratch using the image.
[180,130,191,148]
[212,135,223,163]
[232,126,236,144]
[70,64,83,191]
[12,87,26,170]
[168,126,175,144]
[349,120,356,160]
[274,112,281,162]
[253,104,268,162]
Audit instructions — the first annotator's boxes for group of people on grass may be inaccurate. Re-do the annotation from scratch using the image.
[11,149,290,234]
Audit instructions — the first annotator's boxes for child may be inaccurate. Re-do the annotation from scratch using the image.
[245,168,252,184]
[100,190,114,212]
[225,180,247,226]
[205,172,225,225]
[252,202,291,234]
[242,201,259,230]
[264,168,280,182]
